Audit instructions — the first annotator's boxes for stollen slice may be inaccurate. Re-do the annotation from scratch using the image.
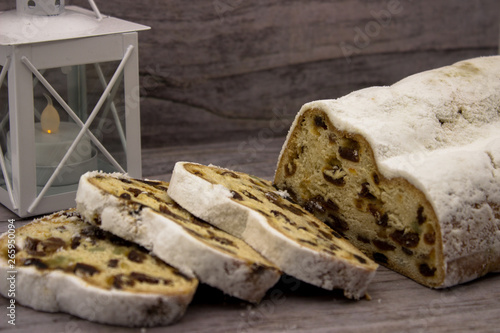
[168,162,378,300]
[0,209,198,327]
[75,171,281,303]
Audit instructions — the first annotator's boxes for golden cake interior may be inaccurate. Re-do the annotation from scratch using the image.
[182,163,377,271]
[0,210,198,294]
[274,108,445,287]
[86,175,280,272]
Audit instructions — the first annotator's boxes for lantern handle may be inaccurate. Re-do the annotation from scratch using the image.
[87,0,103,21]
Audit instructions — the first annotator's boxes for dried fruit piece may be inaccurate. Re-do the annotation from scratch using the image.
[314,115,328,130]
[338,139,360,162]
[128,250,146,263]
[390,230,420,248]
[74,263,100,277]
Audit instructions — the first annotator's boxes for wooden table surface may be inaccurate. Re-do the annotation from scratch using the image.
[1,137,499,333]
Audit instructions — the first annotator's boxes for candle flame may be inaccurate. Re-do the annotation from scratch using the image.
[41,93,60,134]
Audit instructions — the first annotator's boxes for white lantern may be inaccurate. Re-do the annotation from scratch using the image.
[0,1,150,217]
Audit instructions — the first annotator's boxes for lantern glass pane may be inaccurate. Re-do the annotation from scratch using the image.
[0,65,11,193]
[85,60,128,173]
[29,61,127,194]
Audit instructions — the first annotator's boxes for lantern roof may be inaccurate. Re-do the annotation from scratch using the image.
[0,6,150,46]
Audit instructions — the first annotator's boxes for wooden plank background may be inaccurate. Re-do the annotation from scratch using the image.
[1,0,499,148]
[0,3,500,331]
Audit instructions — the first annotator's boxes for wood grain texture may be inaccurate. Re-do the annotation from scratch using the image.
[1,139,500,332]
[139,48,496,146]
[62,0,498,147]
[2,1,499,146]
[70,0,499,77]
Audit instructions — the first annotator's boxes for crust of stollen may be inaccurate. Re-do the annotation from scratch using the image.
[76,172,281,303]
[0,256,192,327]
[168,162,376,300]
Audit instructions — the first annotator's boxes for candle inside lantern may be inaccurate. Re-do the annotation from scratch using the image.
[34,95,92,166]
[40,93,60,134]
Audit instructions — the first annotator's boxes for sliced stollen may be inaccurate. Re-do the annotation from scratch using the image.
[274,56,500,288]
[168,162,378,300]
[0,209,198,327]
[75,171,281,303]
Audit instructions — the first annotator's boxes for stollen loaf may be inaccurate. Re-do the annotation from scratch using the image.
[168,162,378,300]
[274,56,500,288]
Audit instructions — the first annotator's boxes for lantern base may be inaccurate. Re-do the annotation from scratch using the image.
[35,149,97,186]
[4,149,97,187]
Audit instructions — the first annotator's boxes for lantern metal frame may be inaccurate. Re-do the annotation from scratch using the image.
[0,4,150,217]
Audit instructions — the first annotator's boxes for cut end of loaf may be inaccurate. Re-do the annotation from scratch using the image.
[274,108,446,288]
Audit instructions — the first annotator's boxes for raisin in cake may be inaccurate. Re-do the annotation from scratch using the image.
[76,171,281,303]
[274,56,500,288]
[167,162,378,300]
[0,209,198,327]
